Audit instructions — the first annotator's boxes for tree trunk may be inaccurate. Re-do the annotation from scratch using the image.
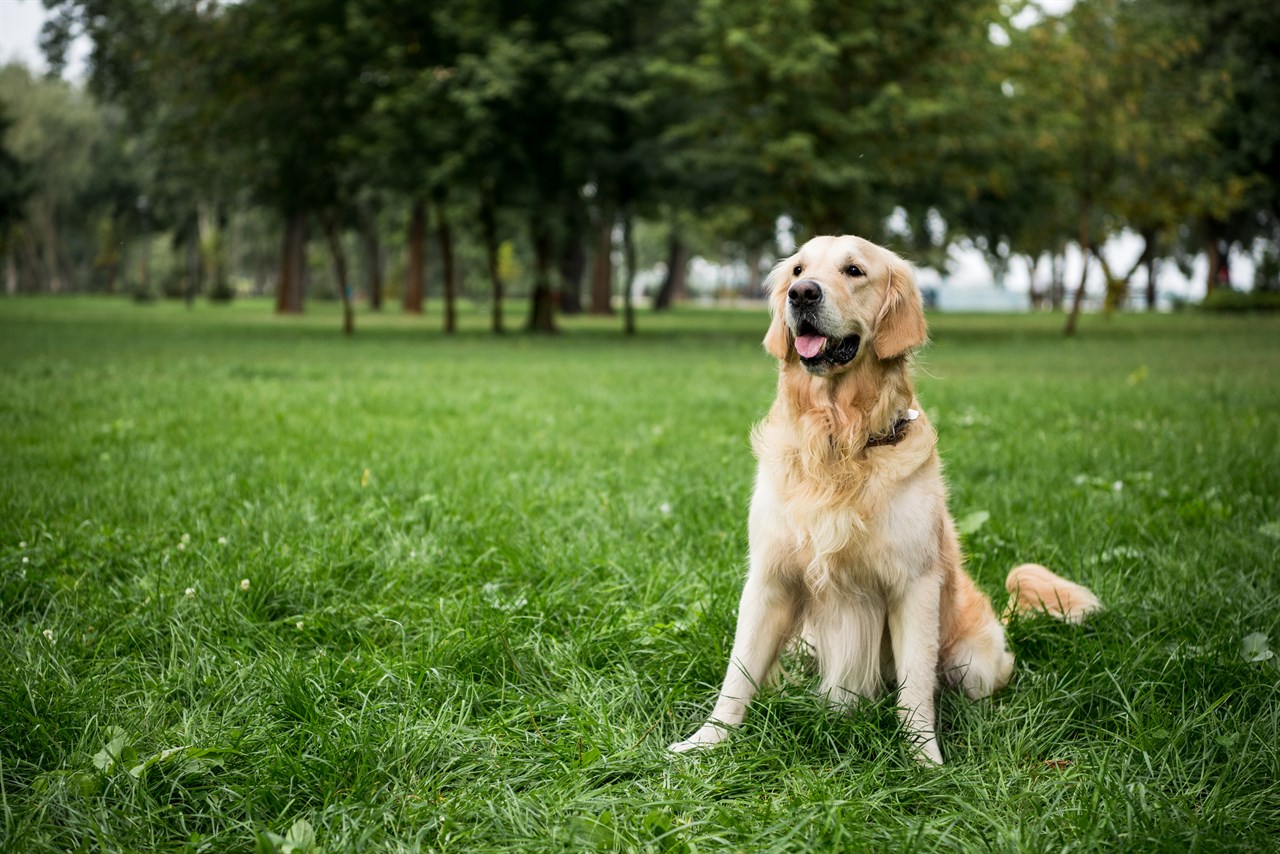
[291,215,307,312]
[653,235,689,310]
[558,233,587,315]
[1049,252,1064,312]
[403,199,426,315]
[1094,248,1123,316]
[228,207,241,297]
[480,191,504,334]
[196,203,224,300]
[5,253,16,295]
[526,217,558,334]
[19,231,41,293]
[253,255,268,297]
[589,206,615,315]
[745,246,763,298]
[39,200,63,293]
[1145,254,1158,312]
[185,232,199,308]
[360,208,383,311]
[324,216,355,336]
[1098,234,1153,315]
[1021,255,1037,310]
[1064,254,1090,336]
[276,212,307,314]
[102,241,118,294]
[436,198,458,334]
[1206,228,1229,294]
[1126,231,1155,313]
[137,233,150,298]
[1064,201,1092,336]
[622,209,637,335]
[273,222,289,312]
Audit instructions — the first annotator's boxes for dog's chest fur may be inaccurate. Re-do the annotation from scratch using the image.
[755,409,944,601]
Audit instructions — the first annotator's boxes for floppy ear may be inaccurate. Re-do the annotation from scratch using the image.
[873,257,928,360]
[761,259,794,361]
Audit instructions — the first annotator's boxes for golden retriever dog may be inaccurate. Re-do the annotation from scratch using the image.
[670,234,1100,764]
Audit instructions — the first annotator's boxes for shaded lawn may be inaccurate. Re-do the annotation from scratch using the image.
[2,297,1278,851]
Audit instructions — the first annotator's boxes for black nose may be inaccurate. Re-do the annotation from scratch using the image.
[788,279,823,306]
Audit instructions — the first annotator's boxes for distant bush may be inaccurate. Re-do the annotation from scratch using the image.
[160,270,187,299]
[1200,289,1280,312]
[208,279,235,303]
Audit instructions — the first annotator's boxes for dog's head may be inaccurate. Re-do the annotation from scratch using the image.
[762,235,927,375]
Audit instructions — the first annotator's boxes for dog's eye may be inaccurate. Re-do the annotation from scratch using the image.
[792,265,802,277]
[844,264,865,278]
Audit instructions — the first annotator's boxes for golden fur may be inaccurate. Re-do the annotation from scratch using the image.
[671,235,1100,764]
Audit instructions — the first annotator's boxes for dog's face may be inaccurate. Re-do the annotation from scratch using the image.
[763,235,927,375]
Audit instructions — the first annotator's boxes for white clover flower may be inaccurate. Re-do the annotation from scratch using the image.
[660,502,673,516]
[177,542,186,551]
[1242,633,1273,663]
[185,587,196,599]
[217,536,228,545]
[180,533,191,545]
[19,541,27,548]
[239,578,251,592]
[42,629,54,643]
[296,621,305,630]
[22,557,29,564]
[1112,480,1124,492]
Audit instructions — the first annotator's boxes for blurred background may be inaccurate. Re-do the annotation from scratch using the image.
[0,0,1276,332]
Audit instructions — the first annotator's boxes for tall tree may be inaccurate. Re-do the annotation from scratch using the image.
[662,0,1002,243]
[0,102,31,295]
[0,63,136,294]
[1016,0,1230,333]
[1171,0,1280,293]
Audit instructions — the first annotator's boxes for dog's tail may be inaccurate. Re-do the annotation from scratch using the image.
[1004,563,1102,625]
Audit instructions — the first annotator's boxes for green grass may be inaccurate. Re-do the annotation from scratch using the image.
[2,297,1278,852]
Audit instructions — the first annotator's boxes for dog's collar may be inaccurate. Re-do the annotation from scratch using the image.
[866,408,919,449]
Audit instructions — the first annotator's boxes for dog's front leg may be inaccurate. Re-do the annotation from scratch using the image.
[889,574,944,765]
[670,567,799,753]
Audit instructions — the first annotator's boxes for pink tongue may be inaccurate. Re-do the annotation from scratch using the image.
[795,335,826,359]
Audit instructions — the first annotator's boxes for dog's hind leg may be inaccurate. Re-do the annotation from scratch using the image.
[939,569,1015,700]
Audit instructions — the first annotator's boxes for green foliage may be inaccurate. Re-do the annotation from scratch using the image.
[21,0,1280,309]
[2,299,1280,849]
[658,0,1005,243]
[0,62,140,293]
[1174,0,1280,250]
[1200,288,1280,312]
[948,0,1232,272]
[0,102,29,239]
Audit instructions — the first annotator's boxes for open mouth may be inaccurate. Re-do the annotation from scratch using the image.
[793,320,861,368]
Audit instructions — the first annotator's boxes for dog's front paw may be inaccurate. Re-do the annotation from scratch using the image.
[668,724,728,753]
[914,737,944,766]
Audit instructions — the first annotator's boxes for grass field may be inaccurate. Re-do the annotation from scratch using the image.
[2,297,1278,852]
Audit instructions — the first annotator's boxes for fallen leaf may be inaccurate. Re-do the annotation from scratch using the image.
[1241,632,1274,662]
[958,511,990,536]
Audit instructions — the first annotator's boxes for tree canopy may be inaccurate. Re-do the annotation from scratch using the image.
[3,0,1273,323]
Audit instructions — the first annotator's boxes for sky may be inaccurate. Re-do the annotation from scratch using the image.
[0,0,88,77]
[0,0,1246,299]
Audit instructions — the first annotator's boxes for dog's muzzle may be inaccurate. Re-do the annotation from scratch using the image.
[787,280,860,370]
